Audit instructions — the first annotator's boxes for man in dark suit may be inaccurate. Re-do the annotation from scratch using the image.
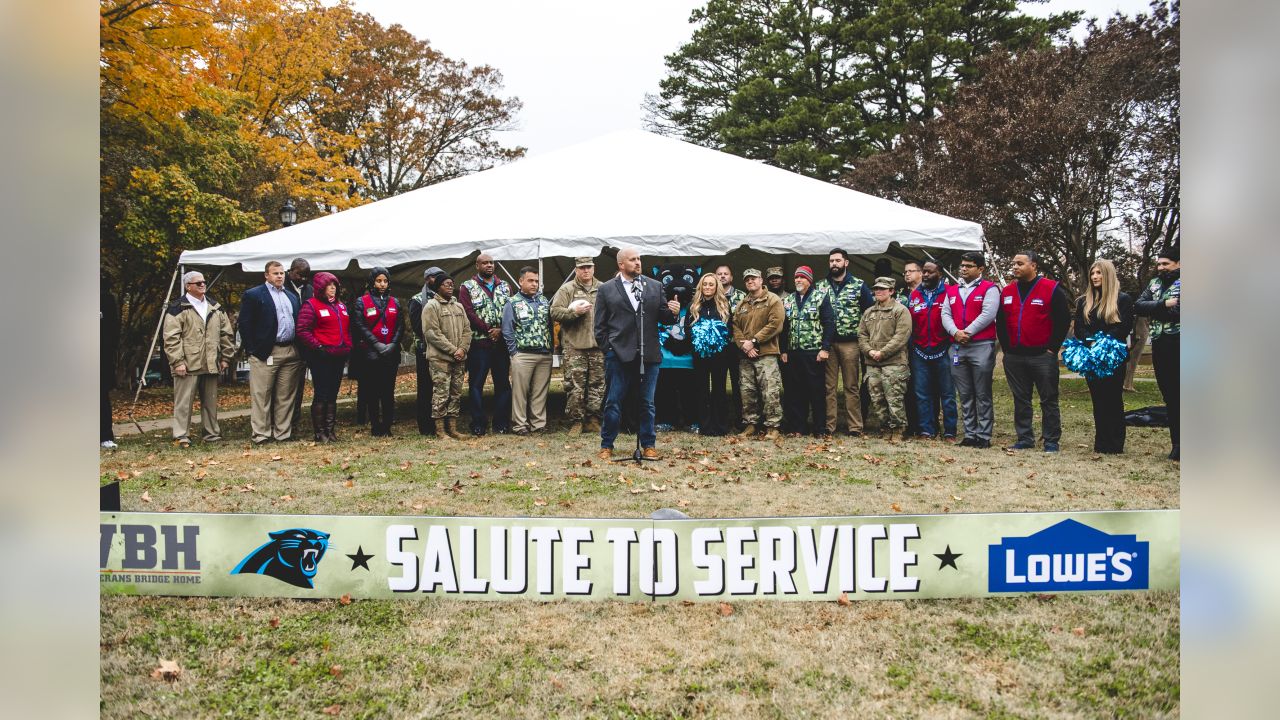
[239,261,304,443]
[593,247,679,460]
[284,257,312,426]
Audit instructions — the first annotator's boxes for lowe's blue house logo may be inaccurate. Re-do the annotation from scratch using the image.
[988,519,1149,592]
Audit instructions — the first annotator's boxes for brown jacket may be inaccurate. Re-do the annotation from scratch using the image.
[422,294,473,362]
[732,290,786,357]
[858,300,911,366]
[162,296,235,375]
[549,276,601,351]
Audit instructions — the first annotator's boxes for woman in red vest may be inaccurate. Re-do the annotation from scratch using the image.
[1073,259,1133,453]
[352,267,404,437]
[297,272,352,442]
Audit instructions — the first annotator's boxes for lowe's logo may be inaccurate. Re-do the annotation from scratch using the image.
[988,519,1148,592]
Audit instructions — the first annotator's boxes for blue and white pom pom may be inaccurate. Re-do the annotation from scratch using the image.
[691,317,730,358]
[1063,332,1129,380]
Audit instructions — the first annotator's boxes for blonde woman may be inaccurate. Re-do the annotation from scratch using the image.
[686,274,734,435]
[1073,259,1134,453]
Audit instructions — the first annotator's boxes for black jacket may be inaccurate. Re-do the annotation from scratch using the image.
[1074,293,1134,344]
[593,275,677,364]
[352,291,404,361]
[238,283,301,361]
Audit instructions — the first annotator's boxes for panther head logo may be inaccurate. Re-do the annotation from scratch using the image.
[231,528,330,589]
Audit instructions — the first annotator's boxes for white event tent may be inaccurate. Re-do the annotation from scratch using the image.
[179,129,983,275]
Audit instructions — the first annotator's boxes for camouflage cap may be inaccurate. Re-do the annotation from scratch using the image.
[872,276,896,290]
[742,268,763,279]
[574,256,595,267]
[765,266,784,278]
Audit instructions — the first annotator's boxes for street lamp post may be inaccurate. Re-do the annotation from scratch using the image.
[279,199,298,228]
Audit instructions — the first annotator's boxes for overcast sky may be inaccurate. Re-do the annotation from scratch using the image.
[351,0,1161,156]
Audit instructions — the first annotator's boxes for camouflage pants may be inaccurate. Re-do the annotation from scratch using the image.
[562,347,605,422]
[865,364,909,431]
[738,357,782,428]
[429,360,465,419]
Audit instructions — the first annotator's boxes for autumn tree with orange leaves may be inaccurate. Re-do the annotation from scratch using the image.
[101,0,522,383]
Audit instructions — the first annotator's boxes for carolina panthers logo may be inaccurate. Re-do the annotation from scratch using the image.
[231,528,330,588]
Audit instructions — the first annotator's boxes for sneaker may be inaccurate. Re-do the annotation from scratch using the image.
[1043,442,1059,453]
[655,423,675,432]
[973,439,992,449]
[688,424,700,434]
[1006,441,1035,450]
[100,440,118,449]
[942,435,958,443]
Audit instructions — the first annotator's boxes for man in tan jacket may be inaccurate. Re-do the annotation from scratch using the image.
[550,257,603,435]
[422,275,473,439]
[859,277,912,438]
[162,271,236,447]
[731,268,786,439]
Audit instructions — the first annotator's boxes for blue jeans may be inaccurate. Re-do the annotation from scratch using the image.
[910,349,957,437]
[466,345,511,433]
[601,351,660,449]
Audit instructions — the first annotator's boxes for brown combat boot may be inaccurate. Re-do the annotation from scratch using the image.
[584,417,601,433]
[737,425,757,438]
[761,428,781,441]
[444,418,465,440]
[566,422,583,436]
[435,419,452,440]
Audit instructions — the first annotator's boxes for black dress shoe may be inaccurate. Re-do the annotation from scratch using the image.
[959,437,975,447]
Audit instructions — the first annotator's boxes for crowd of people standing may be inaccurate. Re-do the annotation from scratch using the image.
[120,245,1179,463]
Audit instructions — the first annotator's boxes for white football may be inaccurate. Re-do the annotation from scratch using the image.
[569,299,591,312]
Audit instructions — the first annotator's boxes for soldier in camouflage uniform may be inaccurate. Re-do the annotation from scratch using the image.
[1133,247,1180,461]
[501,267,554,435]
[860,277,913,437]
[732,269,785,439]
[819,249,874,436]
[715,263,747,424]
[550,257,604,434]
[422,275,472,439]
[781,266,836,437]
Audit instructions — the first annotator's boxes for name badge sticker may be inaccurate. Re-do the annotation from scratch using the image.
[1003,296,1013,305]
[319,309,331,317]
[366,307,377,316]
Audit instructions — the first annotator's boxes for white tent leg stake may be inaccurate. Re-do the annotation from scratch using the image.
[128,265,179,433]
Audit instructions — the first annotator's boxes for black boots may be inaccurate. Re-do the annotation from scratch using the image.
[311,402,326,442]
[324,401,338,442]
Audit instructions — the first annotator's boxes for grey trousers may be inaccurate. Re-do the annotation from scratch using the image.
[172,373,220,440]
[949,341,995,441]
[1002,351,1061,445]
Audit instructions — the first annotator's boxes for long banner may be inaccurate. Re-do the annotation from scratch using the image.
[100,509,1178,601]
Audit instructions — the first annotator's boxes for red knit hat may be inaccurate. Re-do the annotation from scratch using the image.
[794,265,814,282]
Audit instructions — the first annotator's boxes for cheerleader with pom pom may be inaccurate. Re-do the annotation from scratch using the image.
[1072,259,1133,453]
[687,274,735,436]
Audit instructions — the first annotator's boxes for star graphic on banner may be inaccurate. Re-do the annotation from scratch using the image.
[934,545,962,570]
[346,546,373,571]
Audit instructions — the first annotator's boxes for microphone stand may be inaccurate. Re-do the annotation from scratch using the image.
[618,276,657,464]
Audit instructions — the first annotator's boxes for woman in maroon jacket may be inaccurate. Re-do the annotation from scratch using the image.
[297,272,352,441]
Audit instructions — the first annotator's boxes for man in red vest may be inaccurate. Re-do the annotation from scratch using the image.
[907,259,957,439]
[942,252,999,448]
[995,250,1072,452]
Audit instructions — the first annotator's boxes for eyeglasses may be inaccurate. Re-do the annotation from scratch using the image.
[187,280,207,286]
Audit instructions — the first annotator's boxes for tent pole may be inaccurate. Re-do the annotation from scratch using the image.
[537,257,544,294]
[128,264,180,433]
[205,268,225,290]
[495,261,520,288]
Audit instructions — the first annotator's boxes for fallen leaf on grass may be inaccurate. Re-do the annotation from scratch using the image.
[680,600,695,607]
[447,480,464,495]
[269,617,280,628]
[533,498,548,507]
[340,462,351,471]
[329,664,343,677]
[115,470,129,481]
[650,483,667,492]
[411,503,424,511]
[238,484,256,493]
[718,602,734,617]
[1026,471,1037,480]
[321,457,332,466]
[339,594,352,606]
[278,495,294,502]
[951,495,963,501]
[194,469,207,480]
[241,450,252,457]
[580,459,594,467]
[322,705,341,716]
[837,592,851,607]
[1072,626,1085,636]
[150,659,182,681]
[375,472,387,478]
[862,454,883,465]
[270,455,283,462]
[629,488,645,495]
[677,500,689,508]
[343,479,354,488]
[399,461,412,470]
[940,456,956,464]
[140,491,152,503]
[550,677,564,690]
[890,503,902,513]
[468,471,482,479]
[287,656,298,665]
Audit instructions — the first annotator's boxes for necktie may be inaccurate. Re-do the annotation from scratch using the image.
[631,280,642,309]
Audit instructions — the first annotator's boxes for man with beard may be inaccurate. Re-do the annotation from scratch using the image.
[780,266,836,438]
[715,263,747,425]
[1133,247,1180,461]
[458,253,513,435]
[818,249,874,437]
[996,250,1072,453]
[907,259,958,441]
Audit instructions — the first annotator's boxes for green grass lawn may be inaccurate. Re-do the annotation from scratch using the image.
[100,375,1179,718]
